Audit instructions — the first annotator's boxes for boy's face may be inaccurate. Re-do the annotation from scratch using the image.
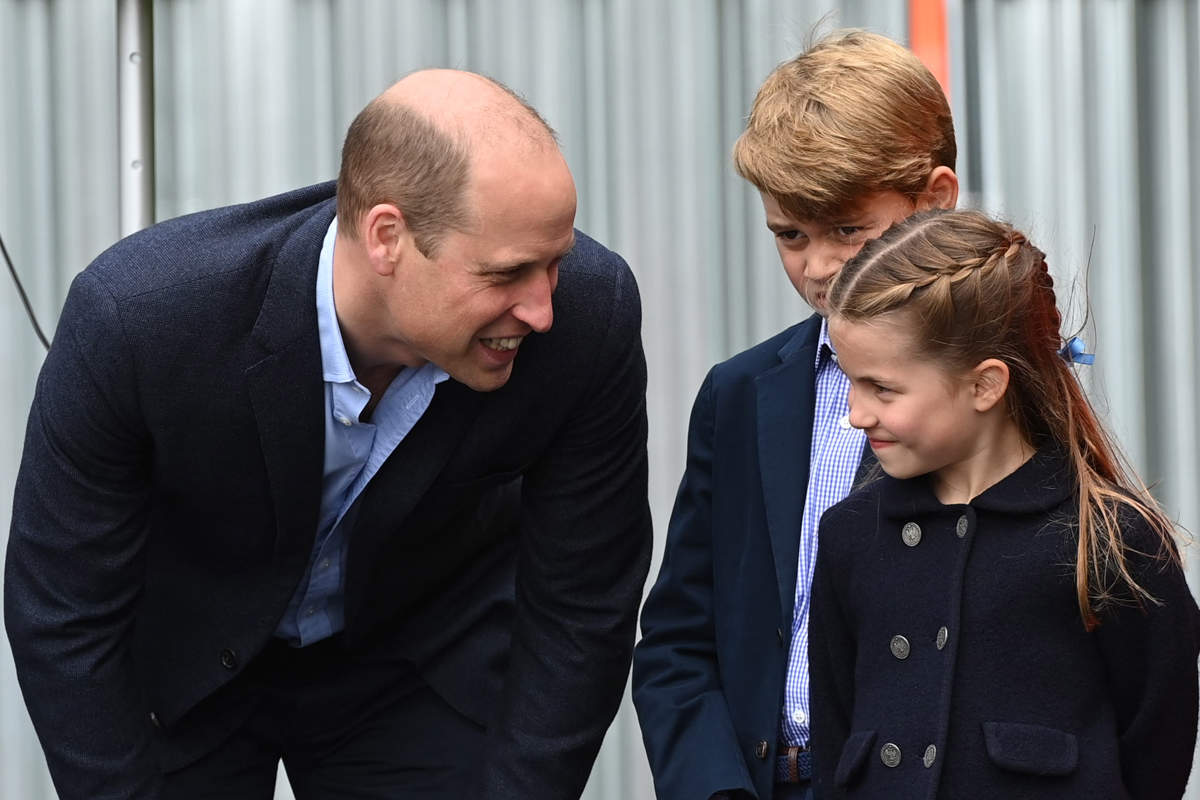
[760,190,918,315]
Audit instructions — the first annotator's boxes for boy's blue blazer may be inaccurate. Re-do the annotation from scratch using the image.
[634,315,829,800]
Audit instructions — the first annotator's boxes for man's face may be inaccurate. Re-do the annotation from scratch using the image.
[384,151,577,392]
[760,190,918,315]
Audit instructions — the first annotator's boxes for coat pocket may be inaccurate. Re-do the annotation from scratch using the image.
[982,721,1079,776]
[834,730,877,788]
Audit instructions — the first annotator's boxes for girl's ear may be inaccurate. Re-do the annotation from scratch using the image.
[970,358,1010,412]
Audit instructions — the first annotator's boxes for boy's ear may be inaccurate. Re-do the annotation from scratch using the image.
[970,358,1009,412]
[917,166,959,211]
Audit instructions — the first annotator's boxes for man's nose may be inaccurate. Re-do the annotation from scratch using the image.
[513,265,557,333]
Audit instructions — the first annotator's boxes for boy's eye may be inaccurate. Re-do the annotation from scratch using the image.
[835,225,866,239]
[776,230,802,241]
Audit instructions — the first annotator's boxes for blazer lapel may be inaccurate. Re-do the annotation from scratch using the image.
[244,203,334,572]
[343,378,483,624]
[755,320,820,625]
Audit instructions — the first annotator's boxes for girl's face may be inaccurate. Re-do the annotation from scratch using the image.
[829,313,984,485]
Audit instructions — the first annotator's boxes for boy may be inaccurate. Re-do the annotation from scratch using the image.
[632,30,958,800]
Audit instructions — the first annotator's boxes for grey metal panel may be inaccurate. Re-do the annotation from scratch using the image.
[4,1,1198,798]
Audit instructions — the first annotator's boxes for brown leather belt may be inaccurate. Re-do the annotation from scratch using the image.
[777,743,812,783]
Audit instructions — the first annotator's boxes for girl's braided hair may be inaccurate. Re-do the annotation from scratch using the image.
[829,208,1179,630]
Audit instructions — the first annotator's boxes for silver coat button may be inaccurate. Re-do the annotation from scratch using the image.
[889,635,911,660]
[901,522,922,547]
[955,515,969,538]
[936,626,948,650]
[924,744,937,768]
[881,742,902,767]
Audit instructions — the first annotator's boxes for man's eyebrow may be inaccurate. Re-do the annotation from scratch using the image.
[479,238,576,273]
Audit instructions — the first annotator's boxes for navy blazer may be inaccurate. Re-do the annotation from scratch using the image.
[4,182,652,800]
[810,448,1200,799]
[634,317,830,800]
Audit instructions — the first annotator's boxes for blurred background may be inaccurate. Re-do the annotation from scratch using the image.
[1,0,1197,797]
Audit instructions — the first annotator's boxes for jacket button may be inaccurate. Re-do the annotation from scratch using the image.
[755,740,770,760]
[889,635,910,660]
[148,711,161,729]
[777,627,785,646]
[219,648,238,670]
[936,626,949,650]
[901,522,922,546]
[881,742,902,767]
[955,515,969,538]
[923,744,937,768]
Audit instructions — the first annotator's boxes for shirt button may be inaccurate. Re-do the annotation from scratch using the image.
[338,416,352,427]
[838,414,851,430]
[304,606,317,617]
[792,709,808,725]
[755,740,770,759]
[319,559,331,570]
[901,522,922,547]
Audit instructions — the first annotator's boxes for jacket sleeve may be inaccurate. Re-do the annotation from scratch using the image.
[631,370,757,800]
[1094,513,1200,800]
[479,259,653,799]
[4,270,163,799]
[808,509,857,800]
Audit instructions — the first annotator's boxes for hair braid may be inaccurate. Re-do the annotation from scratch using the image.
[829,208,1182,631]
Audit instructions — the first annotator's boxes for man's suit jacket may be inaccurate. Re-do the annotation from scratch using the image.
[4,182,652,800]
[633,316,840,800]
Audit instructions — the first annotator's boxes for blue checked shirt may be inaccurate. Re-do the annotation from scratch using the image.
[274,218,448,646]
[779,319,865,750]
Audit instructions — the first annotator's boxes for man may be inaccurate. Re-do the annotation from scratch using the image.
[5,69,651,799]
[632,31,958,800]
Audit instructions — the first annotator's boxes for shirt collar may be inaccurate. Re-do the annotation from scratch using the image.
[815,316,835,371]
[316,218,357,384]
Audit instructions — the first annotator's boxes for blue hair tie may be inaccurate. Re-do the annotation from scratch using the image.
[1059,336,1094,365]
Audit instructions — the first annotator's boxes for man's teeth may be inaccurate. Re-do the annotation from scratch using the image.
[482,336,522,351]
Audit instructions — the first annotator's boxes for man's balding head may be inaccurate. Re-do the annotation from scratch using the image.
[336,69,559,257]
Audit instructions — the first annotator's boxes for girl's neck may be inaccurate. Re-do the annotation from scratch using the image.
[931,418,1034,505]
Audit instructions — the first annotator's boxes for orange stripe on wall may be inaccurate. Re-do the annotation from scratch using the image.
[909,0,950,102]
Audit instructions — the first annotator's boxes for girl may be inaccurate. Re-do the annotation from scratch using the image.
[808,209,1200,799]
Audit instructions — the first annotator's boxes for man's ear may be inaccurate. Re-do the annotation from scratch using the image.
[970,358,1010,412]
[362,203,412,276]
[916,166,959,211]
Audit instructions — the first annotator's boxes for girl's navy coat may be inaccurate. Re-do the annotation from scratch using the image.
[810,448,1200,799]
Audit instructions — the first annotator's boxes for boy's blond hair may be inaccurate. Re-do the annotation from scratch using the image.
[733,29,956,221]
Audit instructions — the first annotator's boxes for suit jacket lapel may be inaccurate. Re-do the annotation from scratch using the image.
[755,319,821,625]
[245,203,334,572]
[343,379,483,623]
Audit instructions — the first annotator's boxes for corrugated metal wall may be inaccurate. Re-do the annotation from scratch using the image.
[0,1,1195,798]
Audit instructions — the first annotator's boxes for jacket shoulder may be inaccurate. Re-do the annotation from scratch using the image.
[708,316,821,385]
[83,182,336,299]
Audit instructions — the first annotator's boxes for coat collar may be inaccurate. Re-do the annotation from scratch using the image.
[877,445,1075,520]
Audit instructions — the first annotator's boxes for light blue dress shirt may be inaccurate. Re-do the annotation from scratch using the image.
[779,318,865,754]
[274,218,448,646]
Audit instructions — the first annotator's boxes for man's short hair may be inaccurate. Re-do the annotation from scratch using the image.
[336,75,558,258]
[336,99,472,258]
[733,29,956,221]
